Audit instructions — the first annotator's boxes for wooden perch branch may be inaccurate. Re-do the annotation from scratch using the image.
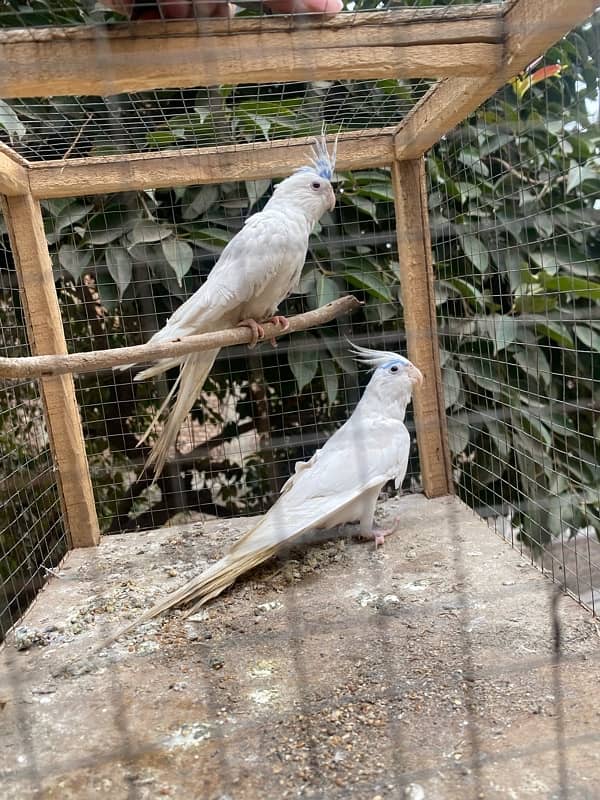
[0,296,361,380]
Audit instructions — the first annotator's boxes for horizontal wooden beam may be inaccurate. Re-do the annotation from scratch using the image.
[0,7,504,99]
[28,130,394,198]
[0,145,29,196]
[394,0,597,160]
[0,296,361,379]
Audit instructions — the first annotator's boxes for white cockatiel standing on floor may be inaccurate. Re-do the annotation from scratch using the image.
[128,135,337,478]
[96,343,423,651]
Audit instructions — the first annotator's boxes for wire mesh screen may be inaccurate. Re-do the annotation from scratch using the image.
[46,171,417,534]
[0,209,67,640]
[3,82,432,162]
[431,17,600,613]
[0,0,502,29]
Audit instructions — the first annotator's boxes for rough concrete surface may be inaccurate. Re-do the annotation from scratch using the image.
[1,494,599,800]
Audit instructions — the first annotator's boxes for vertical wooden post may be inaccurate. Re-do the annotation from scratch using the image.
[1,193,100,547]
[392,158,452,497]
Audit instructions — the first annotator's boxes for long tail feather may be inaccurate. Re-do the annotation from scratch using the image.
[145,348,219,479]
[133,356,183,382]
[136,373,182,449]
[89,539,279,656]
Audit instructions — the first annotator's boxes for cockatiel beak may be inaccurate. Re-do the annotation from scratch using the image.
[407,363,424,387]
[327,184,336,212]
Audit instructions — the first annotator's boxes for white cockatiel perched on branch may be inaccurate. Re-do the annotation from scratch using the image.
[128,135,337,478]
[96,344,423,651]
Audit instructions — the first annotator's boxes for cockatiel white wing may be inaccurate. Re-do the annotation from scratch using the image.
[145,215,303,344]
[230,415,409,558]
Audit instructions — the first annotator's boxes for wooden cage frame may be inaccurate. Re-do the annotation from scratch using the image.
[0,0,595,549]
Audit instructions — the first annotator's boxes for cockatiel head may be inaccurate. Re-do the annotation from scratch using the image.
[267,133,337,221]
[348,341,423,415]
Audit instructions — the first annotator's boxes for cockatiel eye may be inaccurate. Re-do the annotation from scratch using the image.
[311,181,321,190]
[390,365,399,373]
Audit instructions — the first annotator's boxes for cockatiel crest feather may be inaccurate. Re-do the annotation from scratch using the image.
[347,340,411,370]
[296,128,338,181]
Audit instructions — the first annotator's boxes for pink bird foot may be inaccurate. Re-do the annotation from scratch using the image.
[360,517,401,549]
[238,318,265,348]
[266,315,290,347]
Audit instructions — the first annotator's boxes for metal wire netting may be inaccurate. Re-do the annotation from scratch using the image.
[45,171,418,534]
[0,211,67,639]
[3,81,432,162]
[0,0,503,29]
[0,1,495,162]
[431,19,600,613]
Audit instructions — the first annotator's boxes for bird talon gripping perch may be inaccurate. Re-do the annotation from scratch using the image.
[237,318,265,348]
[266,314,290,346]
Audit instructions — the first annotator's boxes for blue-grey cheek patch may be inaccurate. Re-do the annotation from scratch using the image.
[380,358,408,370]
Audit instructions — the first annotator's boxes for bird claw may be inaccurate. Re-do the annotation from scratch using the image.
[361,517,401,549]
[266,315,290,348]
[238,318,265,349]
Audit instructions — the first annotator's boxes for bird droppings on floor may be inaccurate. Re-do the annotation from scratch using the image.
[1,494,600,800]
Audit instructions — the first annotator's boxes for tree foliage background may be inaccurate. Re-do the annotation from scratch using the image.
[0,0,599,627]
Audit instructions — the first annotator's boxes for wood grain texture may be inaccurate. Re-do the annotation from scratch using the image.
[392,159,452,498]
[0,148,29,196]
[29,130,395,199]
[0,7,504,98]
[1,194,100,548]
[395,0,597,159]
[0,296,361,380]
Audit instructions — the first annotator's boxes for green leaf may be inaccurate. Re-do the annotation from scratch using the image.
[533,321,573,348]
[457,233,490,274]
[45,202,94,244]
[518,409,553,447]
[321,358,339,406]
[478,132,514,157]
[478,316,519,354]
[182,185,219,221]
[512,345,552,387]
[58,244,92,282]
[537,273,600,301]
[484,419,511,461]
[146,130,179,147]
[161,238,194,287]
[105,245,133,298]
[315,273,341,308]
[341,193,378,221]
[566,163,598,193]
[0,99,25,143]
[442,366,462,409]
[343,269,393,302]
[288,334,319,392]
[127,220,173,247]
[457,356,502,395]
[245,179,271,210]
[185,226,232,254]
[458,148,490,177]
[323,333,356,374]
[447,412,470,455]
[442,277,486,310]
[575,324,600,352]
